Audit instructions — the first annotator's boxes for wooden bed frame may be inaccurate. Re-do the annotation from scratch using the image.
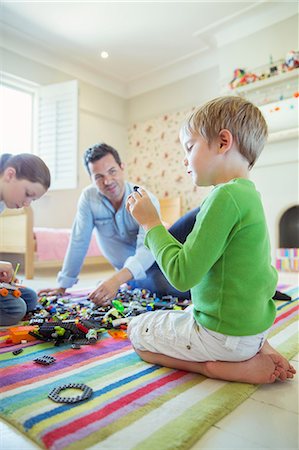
[0,207,35,279]
[0,207,108,279]
[0,197,181,280]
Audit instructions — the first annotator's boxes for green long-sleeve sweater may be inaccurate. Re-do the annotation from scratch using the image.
[145,178,277,336]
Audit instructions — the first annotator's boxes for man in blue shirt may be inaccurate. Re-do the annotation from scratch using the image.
[40,143,197,305]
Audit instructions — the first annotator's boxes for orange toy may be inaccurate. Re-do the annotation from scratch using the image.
[0,288,9,297]
[13,289,22,297]
[0,286,21,297]
[7,325,39,344]
[107,329,128,339]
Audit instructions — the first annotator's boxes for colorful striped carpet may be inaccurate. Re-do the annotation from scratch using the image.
[0,286,298,450]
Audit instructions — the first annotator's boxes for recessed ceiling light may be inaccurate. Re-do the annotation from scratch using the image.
[101,51,109,59]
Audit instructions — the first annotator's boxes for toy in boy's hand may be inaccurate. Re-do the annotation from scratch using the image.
[0,282,21,298]
[11,263,20,283]
[133,185,142,196]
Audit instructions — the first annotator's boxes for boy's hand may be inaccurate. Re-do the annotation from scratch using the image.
[0,261,13,283]
[126,187,162,231]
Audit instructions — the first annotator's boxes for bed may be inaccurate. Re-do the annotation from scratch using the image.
[0,197,181,279]
[0,206,108,279]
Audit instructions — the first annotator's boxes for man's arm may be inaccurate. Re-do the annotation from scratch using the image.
[38,190,94,296]
[58,192,94,287]
[88,267,132,306]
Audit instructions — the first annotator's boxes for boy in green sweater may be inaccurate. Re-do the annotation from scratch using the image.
[126,96,296,384]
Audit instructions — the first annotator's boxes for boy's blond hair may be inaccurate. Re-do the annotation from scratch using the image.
[183,96,268,169]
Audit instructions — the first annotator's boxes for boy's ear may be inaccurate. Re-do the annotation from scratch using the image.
[3,167,16,181]
[218,129,233,153]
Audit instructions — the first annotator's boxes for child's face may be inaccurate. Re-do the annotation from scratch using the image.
[2,170,47,209]
[180,129,219,187]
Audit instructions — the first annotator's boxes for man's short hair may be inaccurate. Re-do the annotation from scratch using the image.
[182,96,268,169]
[83,143,122,175]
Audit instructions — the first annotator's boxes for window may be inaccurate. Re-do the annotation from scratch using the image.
[0,74,35,155]
[0,73,78,190]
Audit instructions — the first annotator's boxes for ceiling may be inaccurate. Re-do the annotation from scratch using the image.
[0,1,297,98]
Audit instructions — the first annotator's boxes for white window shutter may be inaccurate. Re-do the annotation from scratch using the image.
[37,80,78,190]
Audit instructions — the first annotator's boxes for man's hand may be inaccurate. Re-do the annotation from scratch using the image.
[37,287,66,297]
[0,261,13,283]
[88,276,121,307]
[126,187,162,231]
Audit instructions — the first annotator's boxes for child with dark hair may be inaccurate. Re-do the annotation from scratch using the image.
[0,153,51,325]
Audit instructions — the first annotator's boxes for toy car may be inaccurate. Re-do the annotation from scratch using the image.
[0,282,22,298]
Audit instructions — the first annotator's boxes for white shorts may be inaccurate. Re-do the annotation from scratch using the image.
[128,307,269,362]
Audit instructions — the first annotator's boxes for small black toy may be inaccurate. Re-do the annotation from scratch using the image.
[133,185,142,196]
[12,348,23,355]
[34,355,56,365]
[48,383,93,404]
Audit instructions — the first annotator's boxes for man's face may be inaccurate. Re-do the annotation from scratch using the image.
[88,153,126,205]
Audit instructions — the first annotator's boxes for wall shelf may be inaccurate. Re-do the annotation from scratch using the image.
[267,127,298,143]
[224,69,298,97]
[222,68,299,142]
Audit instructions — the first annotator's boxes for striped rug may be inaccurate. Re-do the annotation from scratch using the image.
[0,286,298,450]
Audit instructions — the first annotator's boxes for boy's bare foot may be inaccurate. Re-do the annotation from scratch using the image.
[135,348,294,384]
[204,352,290,384]
[259,340,296,381]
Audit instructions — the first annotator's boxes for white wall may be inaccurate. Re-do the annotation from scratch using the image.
[251,137,299,262]
[127,66,219,123]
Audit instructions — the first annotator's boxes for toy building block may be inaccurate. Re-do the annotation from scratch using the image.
[7,325,39,344]
[34,355,56,365]
[12,348,24,355]
[86,328,98,343]
[108,329,128,339]
[48,383,93,404]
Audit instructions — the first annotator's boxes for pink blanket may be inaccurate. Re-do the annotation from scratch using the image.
[34,228,102,261]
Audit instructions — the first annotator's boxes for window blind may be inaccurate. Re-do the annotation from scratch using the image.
[37,80,78,190]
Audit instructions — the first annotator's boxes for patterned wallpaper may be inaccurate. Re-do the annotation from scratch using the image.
[127,107,212,214]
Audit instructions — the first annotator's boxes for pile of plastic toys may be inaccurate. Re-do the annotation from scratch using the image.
[6,287,191,347]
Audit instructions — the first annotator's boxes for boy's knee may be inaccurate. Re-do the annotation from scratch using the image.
[19,287,38,311]
[0,297,27,326]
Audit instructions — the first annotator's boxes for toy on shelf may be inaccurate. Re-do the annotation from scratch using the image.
[285,50,299,70]
[229,68,259,89]
[227,50,299,91]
